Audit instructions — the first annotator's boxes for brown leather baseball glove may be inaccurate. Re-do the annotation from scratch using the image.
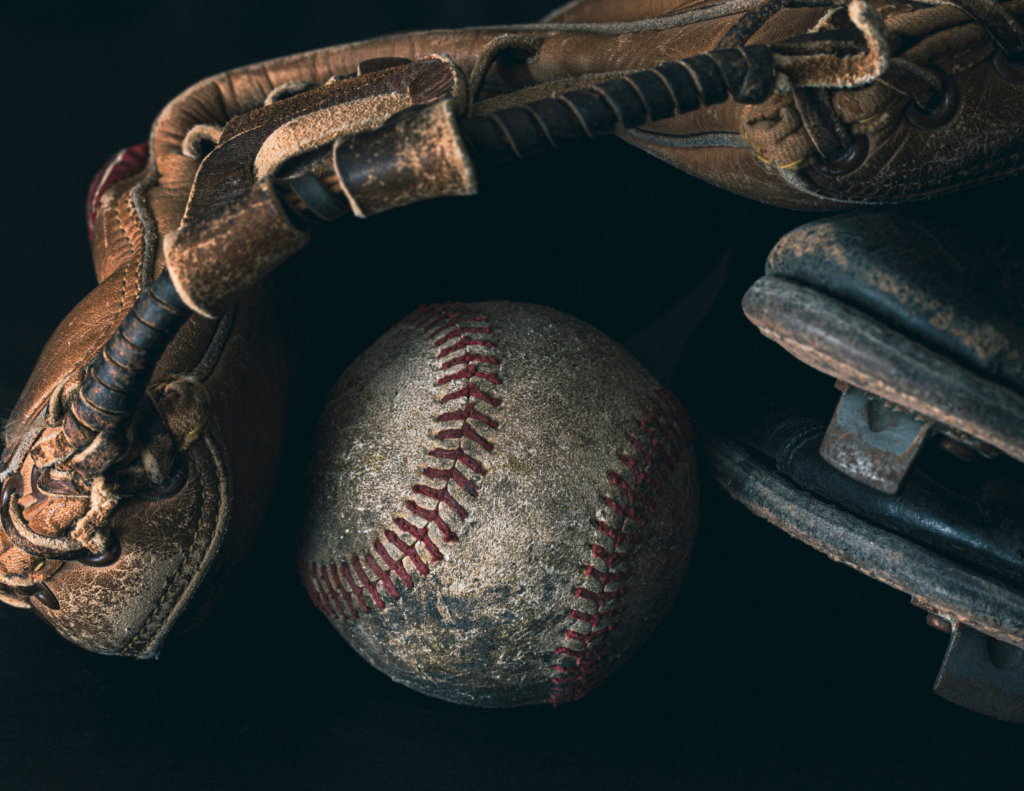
[127,0,1024,221]
[4,0,1022,656]
[537,0,1024,208]
[0,152,290,656]
[0,58,469,655]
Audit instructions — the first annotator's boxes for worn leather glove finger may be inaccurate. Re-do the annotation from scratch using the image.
[0,58,466,656]
[529,0,1024,208]
[0,152,289,657]
[144,0,1024,219]
[150,0,1024,318]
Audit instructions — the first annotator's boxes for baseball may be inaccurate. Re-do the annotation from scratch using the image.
[298,302,698,706]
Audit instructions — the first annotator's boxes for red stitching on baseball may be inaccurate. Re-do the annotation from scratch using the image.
[564,624,615,645]
[386,529,430,575]
[352,555,384,609]
[410,485,468,518]
[438,368,502,386]
[437,405,498,429]
[433,324,488,345]
[322,563,354,621]
[437,337,496,357]
[441,384,501,407]
[374,538,413,589]
[363,552,399,600]
[404,500,459,541]
[429,447,486,474]
[301,561,330,617]
[312,565,336,619]
[604,495,648,525]
[394,517,444,563]
[437,423,494,451]
[439,352,500,370]
[336,562,369,614]
[574,587,625,606]
[422,465,477,496]
[608,471,655,513]
[303,303,501,621]
[584,567,631,585]
[549,388,692,705]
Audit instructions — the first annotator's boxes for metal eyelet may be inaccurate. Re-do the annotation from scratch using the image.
[137,464,188,501]
[79,533,122,568]
[1,474,23,510]
[993,47,1024,84]
[32,582,59,610]
[905,72,958,130]
[29,465,48,503]
[810,135,869,177]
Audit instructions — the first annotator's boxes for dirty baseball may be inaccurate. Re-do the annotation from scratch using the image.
[299,301,698,706]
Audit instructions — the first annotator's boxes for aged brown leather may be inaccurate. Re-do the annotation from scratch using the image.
[165,179,310,318]
[541,0,1024,209]
[0,57,470,656]
[7,0,1023,656]
[135,0,1024,213]
[0,267,286,656]
[0,115,289,655]
[163,57,472,317]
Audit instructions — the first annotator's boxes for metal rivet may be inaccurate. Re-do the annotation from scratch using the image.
[32,582,59,610]
[905,73,958,130]
[79,533,122,568]
[810,135,868,178]
[993,48,1024,84]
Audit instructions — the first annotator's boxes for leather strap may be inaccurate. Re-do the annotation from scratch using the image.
[460,45,773,166]
[734,408,1024,587]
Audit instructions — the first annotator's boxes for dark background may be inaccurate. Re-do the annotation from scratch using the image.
[4,1,1022,789]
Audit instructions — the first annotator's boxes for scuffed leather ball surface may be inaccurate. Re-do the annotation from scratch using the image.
[299,301,698,706]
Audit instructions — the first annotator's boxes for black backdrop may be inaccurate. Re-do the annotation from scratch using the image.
[4,1,1022,789]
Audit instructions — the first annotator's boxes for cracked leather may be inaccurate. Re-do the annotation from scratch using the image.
[2,274,287,656]
[1,87,291,655]
[732,203,1024,592]
[767,211,1024,394]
